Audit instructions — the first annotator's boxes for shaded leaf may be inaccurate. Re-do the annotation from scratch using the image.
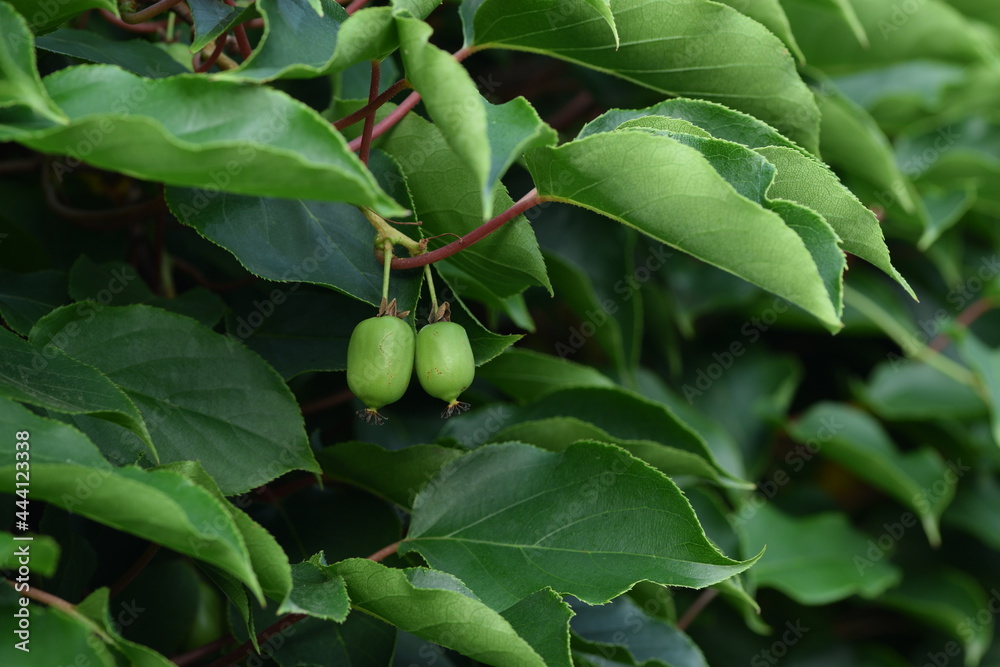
[958,332,1000,448]
[740,503,901,605]
[479,348,616,402]
[317,441,464,510]
[220,0,347,81]
[879,568,993,667]
[35,29,189,76]
[166,189,422,310]
[0,269,67,335]
[0,404,266,602]
[30,305,319,495]
[789,402,957,545]
[0,332,151,457]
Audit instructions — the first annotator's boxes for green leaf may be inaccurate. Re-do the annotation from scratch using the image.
[879,568,993,667]
[329,7,400,68]
[580,98,804,153]
[0,530,60,577]
[162,460,293,603]
[277,554,350,622]
[511,386,741,484]
[317,441,464,510]
[0,269,66,335]
[30,304,319,495]
[400,441,758,610]
[782,0,868,47]
[391,0,444,19]
[3,0,117,35]
[492,419,750,489]
[0,331,152,457]
[499,589,574,667]
[782,0,993,74]
[740,503,901,605]
[789,402,956,545]
[571,595,708,667]
[479,349,616,402]
[220,0,348,81]
[715,0,803,63]
[188,0,258,52]
[756,145,914,298]
[467,0,820,151]
[75,588,176,666]
[483,97,558,211]
[0,5,65,123]
[0,415,266,601]
[0,588,115,667]
[814,86,919,216]
[381,112,551,300]
[958,332,1000,448]
[333,558,549,666]
[35,29,190,76]
[527,131,842,329]
[396,16,489,196]
[860,360,988,421]
[0,65,403,215]
[944,473,1000,551]
[166,190,422,310]
[0,397,109,469]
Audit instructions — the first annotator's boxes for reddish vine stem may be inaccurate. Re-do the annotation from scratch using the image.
[109,543,161,599]
[345,0,373,14]
[233,24,252,59]
[222,0,253,59]
[333,79,411,130]
[195,35,228,72]
[203,542,401,667]
[121,0,187,24]
[300,388,355,415]
[389,189,545,270]
[928,296,999,351]
[346,46,474,152]
[348,90,421,152]
[4,579,79,616]
[359,60,381,165]
[677,588,719,631]
[171,634,236,666]
[171,257,259,291]
[99,9,165,33]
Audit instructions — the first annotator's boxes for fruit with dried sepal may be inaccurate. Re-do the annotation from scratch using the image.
[346,312,414,424]
[416,318,475,418]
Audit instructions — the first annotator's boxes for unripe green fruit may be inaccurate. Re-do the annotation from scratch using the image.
[416,322,475,415]
[347,316,415,416]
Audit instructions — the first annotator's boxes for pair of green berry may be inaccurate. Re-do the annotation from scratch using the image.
[346,306,474,423]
